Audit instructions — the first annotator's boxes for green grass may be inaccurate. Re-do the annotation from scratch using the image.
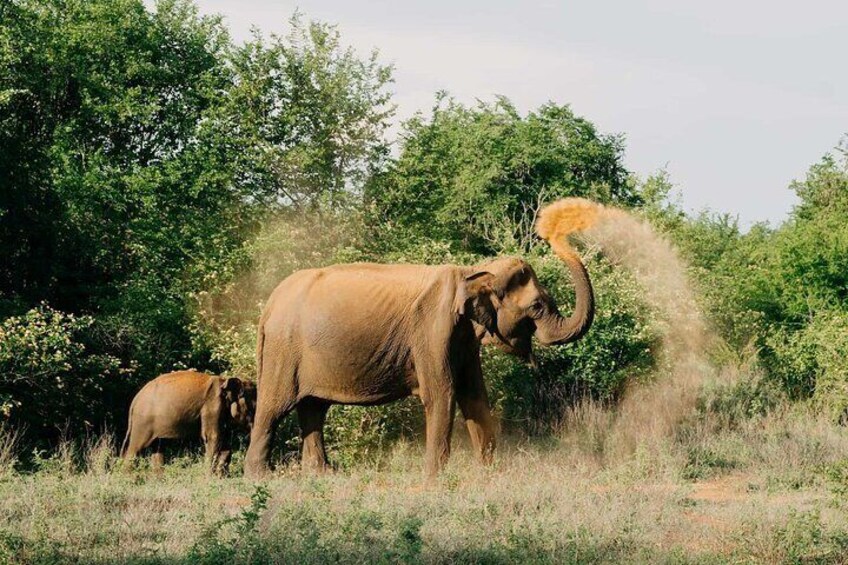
[1,406,848,564]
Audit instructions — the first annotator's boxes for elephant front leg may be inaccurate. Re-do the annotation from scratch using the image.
[457,361,497,465]
[203,431,224,476]
[422,391,456,478]
[216,448,233,476]
[297,399,331,472]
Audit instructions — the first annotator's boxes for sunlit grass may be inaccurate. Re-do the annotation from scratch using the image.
[1,401,847,564]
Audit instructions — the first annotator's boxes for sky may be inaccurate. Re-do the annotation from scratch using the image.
[182,0,848,226]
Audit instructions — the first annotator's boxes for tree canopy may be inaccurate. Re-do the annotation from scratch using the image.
[367,95,637,254]
[2,0,847,449]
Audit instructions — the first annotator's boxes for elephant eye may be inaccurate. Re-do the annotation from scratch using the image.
[528,300,545,318]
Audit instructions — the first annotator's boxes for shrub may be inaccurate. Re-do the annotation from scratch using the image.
[484,249,658,433]
[0,305,124,443]
[763,310,848,421]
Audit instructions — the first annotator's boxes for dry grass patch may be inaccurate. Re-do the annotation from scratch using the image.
[0,404,847,563]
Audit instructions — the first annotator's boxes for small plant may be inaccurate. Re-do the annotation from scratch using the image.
[681,444,737,481]
[0,424,19,477]
[395,516,424,562]
[773,510,833,562]
[29,440,79,476]
[822,458,848,502]
[188,484,272,563]
[236,485,271,537]
[84,432,118,476]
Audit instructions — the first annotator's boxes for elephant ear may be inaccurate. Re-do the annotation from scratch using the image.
[454,271,495,316]
[220,377,243,399]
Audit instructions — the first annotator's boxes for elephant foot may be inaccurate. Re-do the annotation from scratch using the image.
[300,450,332,474]
[244,459,270,480]
[301,460,332,474]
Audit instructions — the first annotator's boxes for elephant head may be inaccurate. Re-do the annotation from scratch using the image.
[220,377,257,430]
[469,249,595,364]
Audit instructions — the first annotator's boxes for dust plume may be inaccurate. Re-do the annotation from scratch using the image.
[537,198,717,455]
[193,210,366,379]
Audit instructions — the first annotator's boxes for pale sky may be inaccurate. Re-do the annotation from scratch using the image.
[181,0,848,226]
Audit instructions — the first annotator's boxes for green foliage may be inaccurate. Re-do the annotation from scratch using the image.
[189,484,271,563]
[1,0,236,379]
[681,444,738,481]
[742,143,848,408]
[483,250,658,432]
[649,142,848,420]
[696,377,786,430]
[222,13,395,209]
[822,458,848,501]
[771,510,848,564]
[765,310,848,415]
[366,95,638,254]
[0,305,123,439]
[1,0,394,445]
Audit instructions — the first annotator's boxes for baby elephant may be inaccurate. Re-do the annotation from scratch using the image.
[121,370,256,475]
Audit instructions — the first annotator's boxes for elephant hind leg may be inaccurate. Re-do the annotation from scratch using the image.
[150,439,165,474]
[245,399,295,479]
[245,333,301,479]
[124,428,154,461]
[122,428,155,473]
[298,398,331,472]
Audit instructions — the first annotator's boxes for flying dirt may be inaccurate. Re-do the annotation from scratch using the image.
[536,198,716,455]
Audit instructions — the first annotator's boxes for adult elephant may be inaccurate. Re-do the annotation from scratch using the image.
[244,235,594,478]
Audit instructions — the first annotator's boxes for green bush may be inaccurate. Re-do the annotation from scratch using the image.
[695,376,786,431]
[483,249,658,433]
[0,305,124,442]
[366,95,639,256]
[764,310,848,420]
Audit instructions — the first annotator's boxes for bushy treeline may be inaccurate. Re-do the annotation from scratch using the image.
[1,0,394,442]
[1,0,846,455]
[658,145,848,421]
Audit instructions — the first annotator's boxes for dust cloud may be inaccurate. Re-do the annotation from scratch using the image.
[537,198,718,455]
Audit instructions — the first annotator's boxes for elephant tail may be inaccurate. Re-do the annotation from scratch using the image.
[255,320,265,385]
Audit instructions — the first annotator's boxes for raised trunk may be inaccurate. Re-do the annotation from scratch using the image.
[535,245,595,346]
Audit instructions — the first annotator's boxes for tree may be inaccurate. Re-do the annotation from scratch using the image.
[216,13,395,210]
[0,0,395,442]
[366,95,638,254]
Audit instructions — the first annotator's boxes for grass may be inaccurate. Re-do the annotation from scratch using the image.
[1,398,848,564]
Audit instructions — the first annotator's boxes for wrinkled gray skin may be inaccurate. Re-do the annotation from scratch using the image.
[121,370,257,475]
[244,255,594,478]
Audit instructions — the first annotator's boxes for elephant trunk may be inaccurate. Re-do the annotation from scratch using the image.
[535,241,595,346]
